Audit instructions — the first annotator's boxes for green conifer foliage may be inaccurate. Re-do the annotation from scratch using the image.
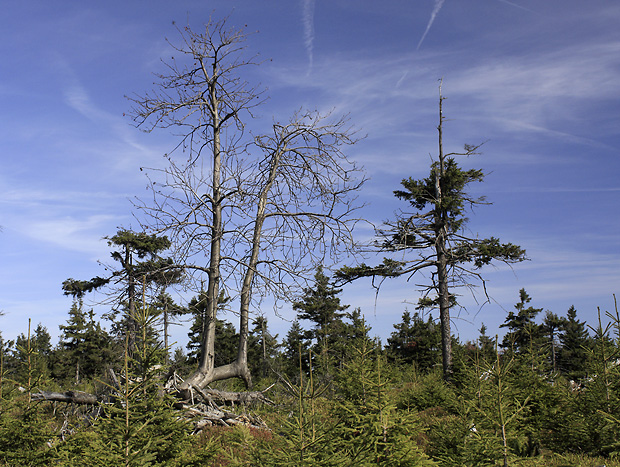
[13,321,52,385]
[541,310,564,373]
[149,291,186,365]
[466,343,531,467]
[62,229,175,355]
[337,88,526,381]
[557,305,591,380]
[0,396,55,465]
[460,324,496,365]
[293,266,349,376]
[55,295,190,466]
[333,330,436,466]
[247,316,279,380]
[500,289,544,364]
[53,301,114,384]
[282,320,312,379]
[578,303,620,457]
[386,311,441,372]
[0,321,56,465]
[186,290,231,364]
[212,319,240,368]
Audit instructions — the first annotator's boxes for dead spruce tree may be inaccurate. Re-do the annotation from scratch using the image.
[128,19,365,391]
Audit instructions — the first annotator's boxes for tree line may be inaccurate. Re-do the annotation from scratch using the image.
[1,268,618,465]
[0,267,599,392]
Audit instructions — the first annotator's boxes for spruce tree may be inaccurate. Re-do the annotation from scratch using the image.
[500,289,543,361]
[0,321,55,465]
[386,311,441,372]
[150,291,185,365]
[477,324,496,362]
[293,266,349,376]
[333,326,435,466]
[186,290,230,364]
[53,300,114,384]
[247,317,279,380]
[282,320,312,379]
[55,296,190,466]
[148,264,184,364]
[62,229,174,354]
[212,319,240,368]
[337,86,526,380]
[13,322,52,384]
[542,310,564,373]
[557,305,590,380]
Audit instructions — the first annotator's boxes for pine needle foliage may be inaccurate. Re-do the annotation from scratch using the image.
[227,348,347,466]
[454,340,531,467]
[54,297,191,466]
[332,331,435,466]
[0,321,55,466]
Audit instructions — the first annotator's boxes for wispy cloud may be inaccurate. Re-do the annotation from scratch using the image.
[0,181,129,257]
[22,215,118,256]
[63,80,150,158]
[52,54,154,162]
[301,0,315,72]
[395,70,409,89]
[417,0,446,50]
[268,36,620,148]
[64,82,106,122]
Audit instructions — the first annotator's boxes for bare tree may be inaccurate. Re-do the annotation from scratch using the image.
[128,19,365,390]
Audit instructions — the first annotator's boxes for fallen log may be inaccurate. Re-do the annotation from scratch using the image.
[187,385,274,406]
[31,390,100,405]
[176,403,269,433]
[31,387,272,435]
[30,383,275,407]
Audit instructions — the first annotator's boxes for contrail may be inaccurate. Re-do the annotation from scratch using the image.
[417,0,446,50]
[301,0,315,71]
[496,0,534,12]
[396,70,409,89]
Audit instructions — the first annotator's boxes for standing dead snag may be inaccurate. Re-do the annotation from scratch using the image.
[128,18,263,390]
[129,19,365,391]
[337,83,526,381]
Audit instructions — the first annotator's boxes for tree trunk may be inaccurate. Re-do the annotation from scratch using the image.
[261,318,267,378]
[163,294,169,366]
[126,247,137,355]
[31,390,100,405]
[437,246,452,381]
[181,67,223,392]
[180,60,258,391]
[233,143,284,388]
[435,83,452,381]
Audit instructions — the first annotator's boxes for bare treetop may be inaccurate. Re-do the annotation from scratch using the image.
[127,19,265,160]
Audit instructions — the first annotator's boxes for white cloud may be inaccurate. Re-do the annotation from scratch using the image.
[266,35,620,156]
[0,181,129,258]
[18,215,118,256]
[63,81,151,157]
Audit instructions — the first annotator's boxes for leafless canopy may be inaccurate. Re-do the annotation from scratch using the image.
[127,18,366,388]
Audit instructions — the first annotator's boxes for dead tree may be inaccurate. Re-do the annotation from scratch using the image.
[129,19,365,391]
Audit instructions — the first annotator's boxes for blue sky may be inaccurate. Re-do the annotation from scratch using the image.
[1,0,619,348]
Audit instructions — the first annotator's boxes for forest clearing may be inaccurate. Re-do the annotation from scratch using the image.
[2,2,620,466]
